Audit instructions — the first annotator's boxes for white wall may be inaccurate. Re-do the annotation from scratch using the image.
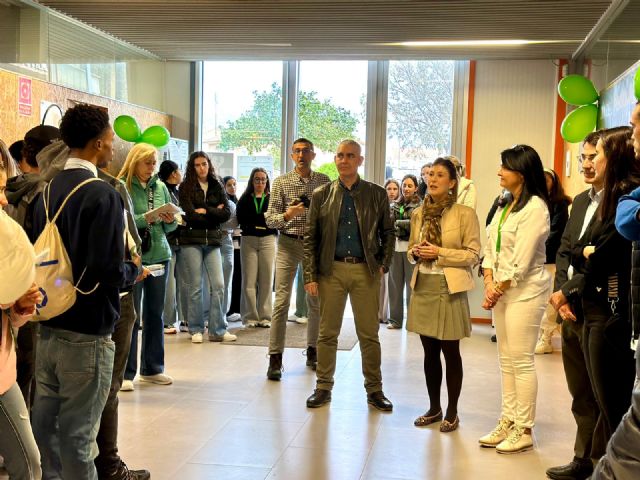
[468,60,558,319]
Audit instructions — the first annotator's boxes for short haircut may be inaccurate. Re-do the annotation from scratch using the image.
[59,104,110,149]
[292,138,314,150]
[8,141,23,162]
[583,131,601,147]
[337,139,361,155]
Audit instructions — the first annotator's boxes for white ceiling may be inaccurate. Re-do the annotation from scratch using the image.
[36,0,639,61]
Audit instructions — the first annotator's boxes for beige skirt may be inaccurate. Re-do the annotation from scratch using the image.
[407,273,471,340]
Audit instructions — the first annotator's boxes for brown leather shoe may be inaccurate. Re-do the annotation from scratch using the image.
[367,391,393,411]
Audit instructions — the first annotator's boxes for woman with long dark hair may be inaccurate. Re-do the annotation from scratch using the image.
[534,168,571,354]
[408,158,481,432]
[177,151,234,343]
[571,127,638,447]
[236,168,278,327]
[388,174,422,329]
[479,144,551,454]
[380,179,400,323]
[222,175,242,322]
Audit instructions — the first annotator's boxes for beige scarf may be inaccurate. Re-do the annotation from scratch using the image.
[419,194,455,250]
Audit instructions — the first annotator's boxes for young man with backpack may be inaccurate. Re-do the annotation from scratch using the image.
[31,104,140,480]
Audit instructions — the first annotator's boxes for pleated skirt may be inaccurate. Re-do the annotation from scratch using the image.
[407,273,471,340]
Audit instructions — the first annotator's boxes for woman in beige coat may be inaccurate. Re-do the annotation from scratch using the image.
[407,157,481,432]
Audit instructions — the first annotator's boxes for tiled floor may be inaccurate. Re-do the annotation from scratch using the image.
[117,322,573,480]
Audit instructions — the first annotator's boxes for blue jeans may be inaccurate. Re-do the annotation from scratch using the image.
[0,382,41,479]
[32,326,114,480]
[220,234,234,315]
[178,245,226,336]
[163,246,184,328]
[125,261,169,380]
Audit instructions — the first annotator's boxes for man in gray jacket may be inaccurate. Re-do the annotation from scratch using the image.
[303,140,394,410]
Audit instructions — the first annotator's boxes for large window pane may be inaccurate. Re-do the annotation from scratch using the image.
[385,61,455,181]
[202,61,283,193]
[297,61,367,180]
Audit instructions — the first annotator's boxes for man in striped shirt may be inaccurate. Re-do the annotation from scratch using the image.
[264,138,330,380]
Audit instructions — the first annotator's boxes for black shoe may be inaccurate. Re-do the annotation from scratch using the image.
[367,391,393,411]
[546,459,593,480]
[490,334,497,342]
[267,353,283,381]
[100,461,150,480]
[306,388,331,408]
[304,346,317,370]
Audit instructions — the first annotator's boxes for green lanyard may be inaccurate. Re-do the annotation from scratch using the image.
[496,206,510,253]
[399,205,405,218]
[253,194,266,214]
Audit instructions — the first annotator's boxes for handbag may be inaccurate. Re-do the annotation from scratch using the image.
[138,186,154,254]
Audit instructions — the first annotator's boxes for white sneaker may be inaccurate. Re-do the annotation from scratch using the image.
[227,313,242,322]
[191,332,203,344]
[479,417,514,447]
[120,380,134,392]
[258,319,272,328]
[534,336,553,354]
[139,373,173,385]
[287,314,298,322]
[209,331,238,342]
[496,425,534,454]
[245,320,259,328]
[179,322,189,332]
[295,316,308,324]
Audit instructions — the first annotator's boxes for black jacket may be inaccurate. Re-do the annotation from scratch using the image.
[546,198,570,264]
[178,177,231,246]
[303,178,394,282]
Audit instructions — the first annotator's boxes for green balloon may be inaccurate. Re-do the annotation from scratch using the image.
[634,68,640,101]
[140,125,170,148]
[113,115,141,142]
[561,104,598,143]
[558,75,599,106]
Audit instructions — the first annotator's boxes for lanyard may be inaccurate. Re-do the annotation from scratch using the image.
[399,205,405,218]
[253,194,266,214]
[495,205,510,253]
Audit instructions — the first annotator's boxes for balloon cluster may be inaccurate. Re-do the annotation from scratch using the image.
[113,115,170,148]
[558,75,599,143]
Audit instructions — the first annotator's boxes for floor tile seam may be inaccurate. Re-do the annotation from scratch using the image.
[357,415,384,480]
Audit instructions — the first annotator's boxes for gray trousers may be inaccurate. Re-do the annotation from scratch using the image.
[240,235,276,323]
[388,250,413,327]
[268,234,320,354]
[593,349,640,479]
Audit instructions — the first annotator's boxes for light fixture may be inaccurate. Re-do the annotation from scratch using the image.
[386,39,581,47]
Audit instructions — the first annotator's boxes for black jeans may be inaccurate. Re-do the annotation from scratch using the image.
[561,314,602,461]
[95,292,137,475]
[16,321,38,410]
[583,297,636,451]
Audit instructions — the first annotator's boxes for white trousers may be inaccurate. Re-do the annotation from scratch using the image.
[493,290,548,428]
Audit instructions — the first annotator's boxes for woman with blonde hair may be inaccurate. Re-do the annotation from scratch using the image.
[119,143,177,390]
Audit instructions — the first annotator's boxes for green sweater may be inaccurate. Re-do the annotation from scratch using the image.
[125,175,177,265]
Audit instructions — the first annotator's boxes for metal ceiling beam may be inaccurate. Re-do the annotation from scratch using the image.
[572,0,629,61]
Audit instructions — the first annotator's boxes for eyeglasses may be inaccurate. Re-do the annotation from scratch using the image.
[292,148,313,155]
[577,153,596,164]
[253,178,267,183]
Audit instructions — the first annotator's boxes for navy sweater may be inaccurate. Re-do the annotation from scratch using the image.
[32,169,139,335]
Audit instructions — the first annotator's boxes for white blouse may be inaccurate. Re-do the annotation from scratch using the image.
[482,195,550,302]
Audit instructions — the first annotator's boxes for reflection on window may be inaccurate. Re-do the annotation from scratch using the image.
[203,61,283,193]
[297,61,367,180]
[386,61,454,181]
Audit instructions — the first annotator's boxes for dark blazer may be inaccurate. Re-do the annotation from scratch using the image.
[554,189,594,296]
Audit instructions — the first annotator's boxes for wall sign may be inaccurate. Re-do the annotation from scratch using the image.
[18,77,32,116]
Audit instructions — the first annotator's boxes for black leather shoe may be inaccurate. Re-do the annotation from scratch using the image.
[100,461,150,480]
[367,391,393,411]
[305,346,317,370]
[546,459,593,480]
[306,389,331,408]
[267,353,283,381]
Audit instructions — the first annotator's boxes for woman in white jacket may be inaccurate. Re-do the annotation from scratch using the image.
[445,155,477,210]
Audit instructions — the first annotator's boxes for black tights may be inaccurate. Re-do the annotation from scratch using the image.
[420,335,463,422]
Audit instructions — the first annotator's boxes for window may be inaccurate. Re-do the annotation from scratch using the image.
[297,61,368,180]
[385,61,455,181]
[202,61,283,193]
